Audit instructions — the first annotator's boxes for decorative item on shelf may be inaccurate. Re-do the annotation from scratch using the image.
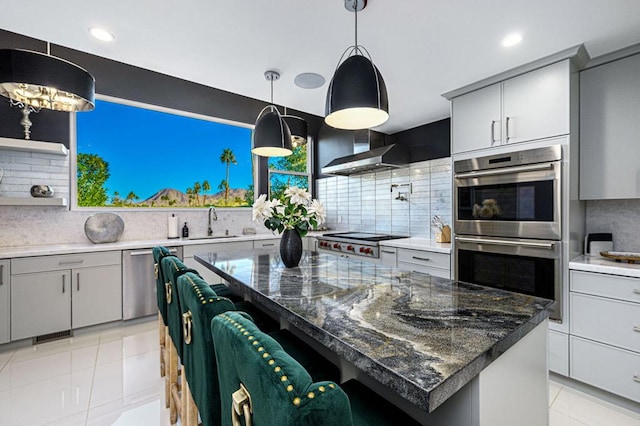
[431,215,451,243]
[252,70,295,157]
[84,212,124,244]
[325,0,389,130]
[0,45,95,140]
[252,186,326,268]
[30,184,54,198]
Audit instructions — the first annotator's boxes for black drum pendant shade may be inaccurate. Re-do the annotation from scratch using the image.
[325,54,388,130]
[283,114,308,147]
[252,106,293,157]
[0,49,95,112]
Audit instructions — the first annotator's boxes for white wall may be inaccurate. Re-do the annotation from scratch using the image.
[316,158,452,239]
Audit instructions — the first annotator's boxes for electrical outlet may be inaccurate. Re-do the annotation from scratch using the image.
[338,215,342,223]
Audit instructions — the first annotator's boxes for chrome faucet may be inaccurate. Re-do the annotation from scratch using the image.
[207,207,217,236]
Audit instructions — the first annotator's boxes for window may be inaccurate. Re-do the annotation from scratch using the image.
[74,96,255,208]
[268,142,311,199]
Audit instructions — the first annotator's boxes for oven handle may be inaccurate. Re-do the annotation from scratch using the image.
[455,236,556,249]
[454,162,555,179]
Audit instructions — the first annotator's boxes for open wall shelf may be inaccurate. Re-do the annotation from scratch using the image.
[0,197,68,207]
[0,137,68,156]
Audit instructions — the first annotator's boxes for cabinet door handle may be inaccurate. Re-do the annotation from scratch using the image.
[412,256,430,262]
[634,289,640,295]
[62,275,66,293]
[634,326,640,333]
[505,116,511,141]
[261,243,275,247]
[381,250,396,254]
[491,120,496,145]
[634,375,640,383]
[77,272,80,291]
[0,264,3,285]
[58,259,84,265]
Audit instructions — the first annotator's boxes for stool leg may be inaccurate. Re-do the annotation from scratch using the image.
[181,369,198,426]
[164,327,170,408]
[159,312,166,377]
[169,340,179,424]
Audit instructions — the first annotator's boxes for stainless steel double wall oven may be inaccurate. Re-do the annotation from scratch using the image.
[454,145,563,320]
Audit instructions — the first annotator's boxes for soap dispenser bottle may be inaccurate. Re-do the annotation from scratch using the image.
[182,222,189,238]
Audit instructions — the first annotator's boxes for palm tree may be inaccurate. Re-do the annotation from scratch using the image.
[218,179,227,206]
[202,180,211,206]
[219,148,237,203]
[126,191,139,206]
[193,181,202,206]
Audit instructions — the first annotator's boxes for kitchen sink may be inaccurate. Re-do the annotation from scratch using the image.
[188,235,239,240]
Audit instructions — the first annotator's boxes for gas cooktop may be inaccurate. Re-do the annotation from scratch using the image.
[320,233,407,242]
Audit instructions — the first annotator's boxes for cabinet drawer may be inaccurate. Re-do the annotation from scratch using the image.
[570,336,640,403]
[397,249,449,270]
[12,251,121,274]
[398,261,450,278]
[570,270,640,304]
[253,239,280,249]
[570,293,640,353]
[183,241,252,258]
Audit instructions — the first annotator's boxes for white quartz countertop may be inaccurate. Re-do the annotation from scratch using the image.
[379,237,451,253]
[0,233,282,259]
[569,255,640,278]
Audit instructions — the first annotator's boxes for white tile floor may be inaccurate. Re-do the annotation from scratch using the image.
[0,318,638,426]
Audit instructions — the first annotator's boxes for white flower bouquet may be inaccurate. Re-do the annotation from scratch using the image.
[252,186,326,237]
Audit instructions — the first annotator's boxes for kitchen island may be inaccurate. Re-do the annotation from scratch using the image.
[195,249,553,425]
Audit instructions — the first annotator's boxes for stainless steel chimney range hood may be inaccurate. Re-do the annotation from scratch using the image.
[321,143,408,176]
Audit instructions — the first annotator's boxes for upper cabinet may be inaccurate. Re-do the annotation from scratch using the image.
[450,60,571,155]
[580,53,640,200]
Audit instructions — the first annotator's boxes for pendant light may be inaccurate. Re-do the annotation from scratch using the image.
[252,70,293,157]
[325,0,388,130]
[282,111,308,148]
[0,45,95,139]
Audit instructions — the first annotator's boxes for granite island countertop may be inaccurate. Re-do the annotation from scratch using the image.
[195,249,553,413]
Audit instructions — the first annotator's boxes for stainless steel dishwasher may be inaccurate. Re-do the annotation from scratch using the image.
[122,246,183,320]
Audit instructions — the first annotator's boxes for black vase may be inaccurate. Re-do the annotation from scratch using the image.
[280,228,303,268]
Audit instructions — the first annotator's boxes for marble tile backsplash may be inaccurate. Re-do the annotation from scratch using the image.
[586,199,640,252]
[317,158,452,239]
[0,207,268,248]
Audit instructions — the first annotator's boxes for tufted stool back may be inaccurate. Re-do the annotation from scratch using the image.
[212,311,353,426]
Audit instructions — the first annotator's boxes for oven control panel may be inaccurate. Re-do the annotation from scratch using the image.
[317,240,379,258]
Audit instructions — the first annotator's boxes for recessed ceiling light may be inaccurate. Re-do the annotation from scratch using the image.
[89,27,114,42]
[294,73,325,89]
[501,33,522,48]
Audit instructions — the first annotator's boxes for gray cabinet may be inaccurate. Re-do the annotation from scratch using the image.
[0,260,10,344]
[379,246,398,267]
[569,270,640,402]
[451,61,570,154]
[397,248,450,278]
[11,251,122,340]
[580,53,640,199]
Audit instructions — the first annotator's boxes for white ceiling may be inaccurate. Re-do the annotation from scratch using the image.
[1,0,639,134]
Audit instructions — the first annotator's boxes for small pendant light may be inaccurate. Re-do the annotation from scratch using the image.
[0,44,95,139]
[325,0,388,130]
[283,111,308,148]
[252,70,293,157]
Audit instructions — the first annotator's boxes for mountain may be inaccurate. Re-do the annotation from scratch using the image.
[141,187,249,207]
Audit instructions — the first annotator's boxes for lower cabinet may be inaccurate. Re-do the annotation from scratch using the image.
[397,248,450,278]
[253,238,280,249]
[379,247,398,267]
[569,270,640,403]
[0,259,10,344]
[548,330,569,376]
[10,251,122,341]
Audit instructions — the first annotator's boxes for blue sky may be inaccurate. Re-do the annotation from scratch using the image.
[77,100,253,200]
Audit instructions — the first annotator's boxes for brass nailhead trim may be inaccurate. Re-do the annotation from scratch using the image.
[293,397,301,406]
[307,392,315,399]
[318,386,325,392]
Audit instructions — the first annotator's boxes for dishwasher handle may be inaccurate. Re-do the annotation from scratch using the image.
[129,248,179,256]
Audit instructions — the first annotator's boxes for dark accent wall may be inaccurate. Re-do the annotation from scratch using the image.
[388,118,451,163]
[0,29,325,195]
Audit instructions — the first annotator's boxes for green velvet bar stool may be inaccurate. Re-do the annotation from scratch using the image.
[152,246,173,380]
[177,271,246,426]
[212,311,353,426]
